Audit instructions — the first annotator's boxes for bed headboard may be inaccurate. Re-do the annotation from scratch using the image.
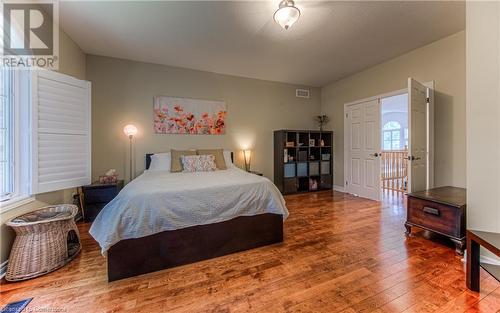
[146,152,234,170]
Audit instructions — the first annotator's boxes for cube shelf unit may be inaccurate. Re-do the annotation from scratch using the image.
[274,130,333,194]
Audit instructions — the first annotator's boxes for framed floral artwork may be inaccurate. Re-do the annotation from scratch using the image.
[153,96,227,135]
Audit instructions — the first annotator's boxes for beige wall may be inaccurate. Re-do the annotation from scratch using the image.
[87,55,321,182]
[0,29,86,265]
[321,31,466,188]
[466,1,500,238]
[59,30,86,80]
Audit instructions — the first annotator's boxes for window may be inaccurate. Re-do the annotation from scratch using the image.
[0,68,31,209]
[404,128,409,149]
[383,121,402,150]
[0,68,14,200]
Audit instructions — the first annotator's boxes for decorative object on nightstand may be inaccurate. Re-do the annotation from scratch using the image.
[405,186,466,254]
[5,205,81,281]
[82,180,124,222]
[123,124,138,182]
[243,149,252,172]
[98,169,118,184]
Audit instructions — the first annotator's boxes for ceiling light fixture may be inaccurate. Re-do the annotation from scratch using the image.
[274,0,301,30]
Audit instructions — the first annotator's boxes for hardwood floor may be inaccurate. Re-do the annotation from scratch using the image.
[1,191,499,312]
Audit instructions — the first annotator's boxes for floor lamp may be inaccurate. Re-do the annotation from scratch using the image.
[123,124,138,182]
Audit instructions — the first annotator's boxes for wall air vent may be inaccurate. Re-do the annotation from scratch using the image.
[296,89,310,98]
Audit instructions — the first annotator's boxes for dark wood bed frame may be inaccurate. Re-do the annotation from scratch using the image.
[107,153,284,281]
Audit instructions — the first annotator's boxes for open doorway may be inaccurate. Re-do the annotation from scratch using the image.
[344,78,433,201]
[381,93,409,196]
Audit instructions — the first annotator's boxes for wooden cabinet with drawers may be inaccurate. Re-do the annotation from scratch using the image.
[405,186,466,254]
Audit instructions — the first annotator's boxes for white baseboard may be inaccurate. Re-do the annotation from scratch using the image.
[0,260,8,279]
[461,251,500,265]
[333,185,345,192]
[481,255,500,266]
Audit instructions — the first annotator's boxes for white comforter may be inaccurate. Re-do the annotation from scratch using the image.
[89,167,288,254]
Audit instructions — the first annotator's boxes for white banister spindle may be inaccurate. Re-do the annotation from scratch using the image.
[381,150,408,193]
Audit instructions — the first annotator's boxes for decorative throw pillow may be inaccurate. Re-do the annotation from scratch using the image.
[196,149,227,170]
[181,155,217,172]
[170,149,197,172]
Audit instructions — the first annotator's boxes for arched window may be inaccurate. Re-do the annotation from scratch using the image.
[383,121,401,150]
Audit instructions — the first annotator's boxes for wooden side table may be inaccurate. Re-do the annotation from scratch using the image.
[466,230,500,291]
[405,186,466,254]
[82,180,124,222]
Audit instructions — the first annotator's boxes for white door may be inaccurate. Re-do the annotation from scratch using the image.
[346,99,381,200]
[346,102,364,197]
[407,78,428,193]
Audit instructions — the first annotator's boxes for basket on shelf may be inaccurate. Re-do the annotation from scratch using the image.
[5,204,81,281]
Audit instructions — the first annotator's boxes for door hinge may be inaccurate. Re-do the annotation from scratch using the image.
[346,181,348,186]
[426,97,430,102]
[346,113,348,118]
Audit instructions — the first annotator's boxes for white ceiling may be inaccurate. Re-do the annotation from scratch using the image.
[59,1,465,87]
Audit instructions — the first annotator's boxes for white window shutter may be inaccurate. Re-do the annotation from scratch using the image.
[31,69,91,194]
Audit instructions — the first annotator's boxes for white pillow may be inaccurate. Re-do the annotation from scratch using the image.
[149,152,171,171]
[223,150,235,168]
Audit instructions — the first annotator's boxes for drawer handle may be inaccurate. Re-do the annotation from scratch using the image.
[423,206,440,216]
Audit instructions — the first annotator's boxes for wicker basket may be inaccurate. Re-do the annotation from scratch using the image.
[5,204,81,281]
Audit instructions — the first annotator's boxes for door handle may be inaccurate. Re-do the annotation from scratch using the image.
[408,155,421,161]
[370,153,380,157]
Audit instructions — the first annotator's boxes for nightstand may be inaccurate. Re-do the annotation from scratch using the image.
[249,171,263,176]
[82,180,124,222]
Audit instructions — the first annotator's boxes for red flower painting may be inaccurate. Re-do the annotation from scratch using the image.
[154,96,227,135]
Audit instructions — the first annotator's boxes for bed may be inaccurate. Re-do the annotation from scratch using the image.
[90,153,288,281]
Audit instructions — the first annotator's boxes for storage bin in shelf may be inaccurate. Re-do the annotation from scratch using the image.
[297,163,308,177]
[297,149,308,162]
[284,163,296,178]
[309,162,320,176]
[321,161,330,175]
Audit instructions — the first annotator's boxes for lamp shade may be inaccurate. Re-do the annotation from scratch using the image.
[123,124,138,137]
[274,0,300,30]
[243,149,252,172]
